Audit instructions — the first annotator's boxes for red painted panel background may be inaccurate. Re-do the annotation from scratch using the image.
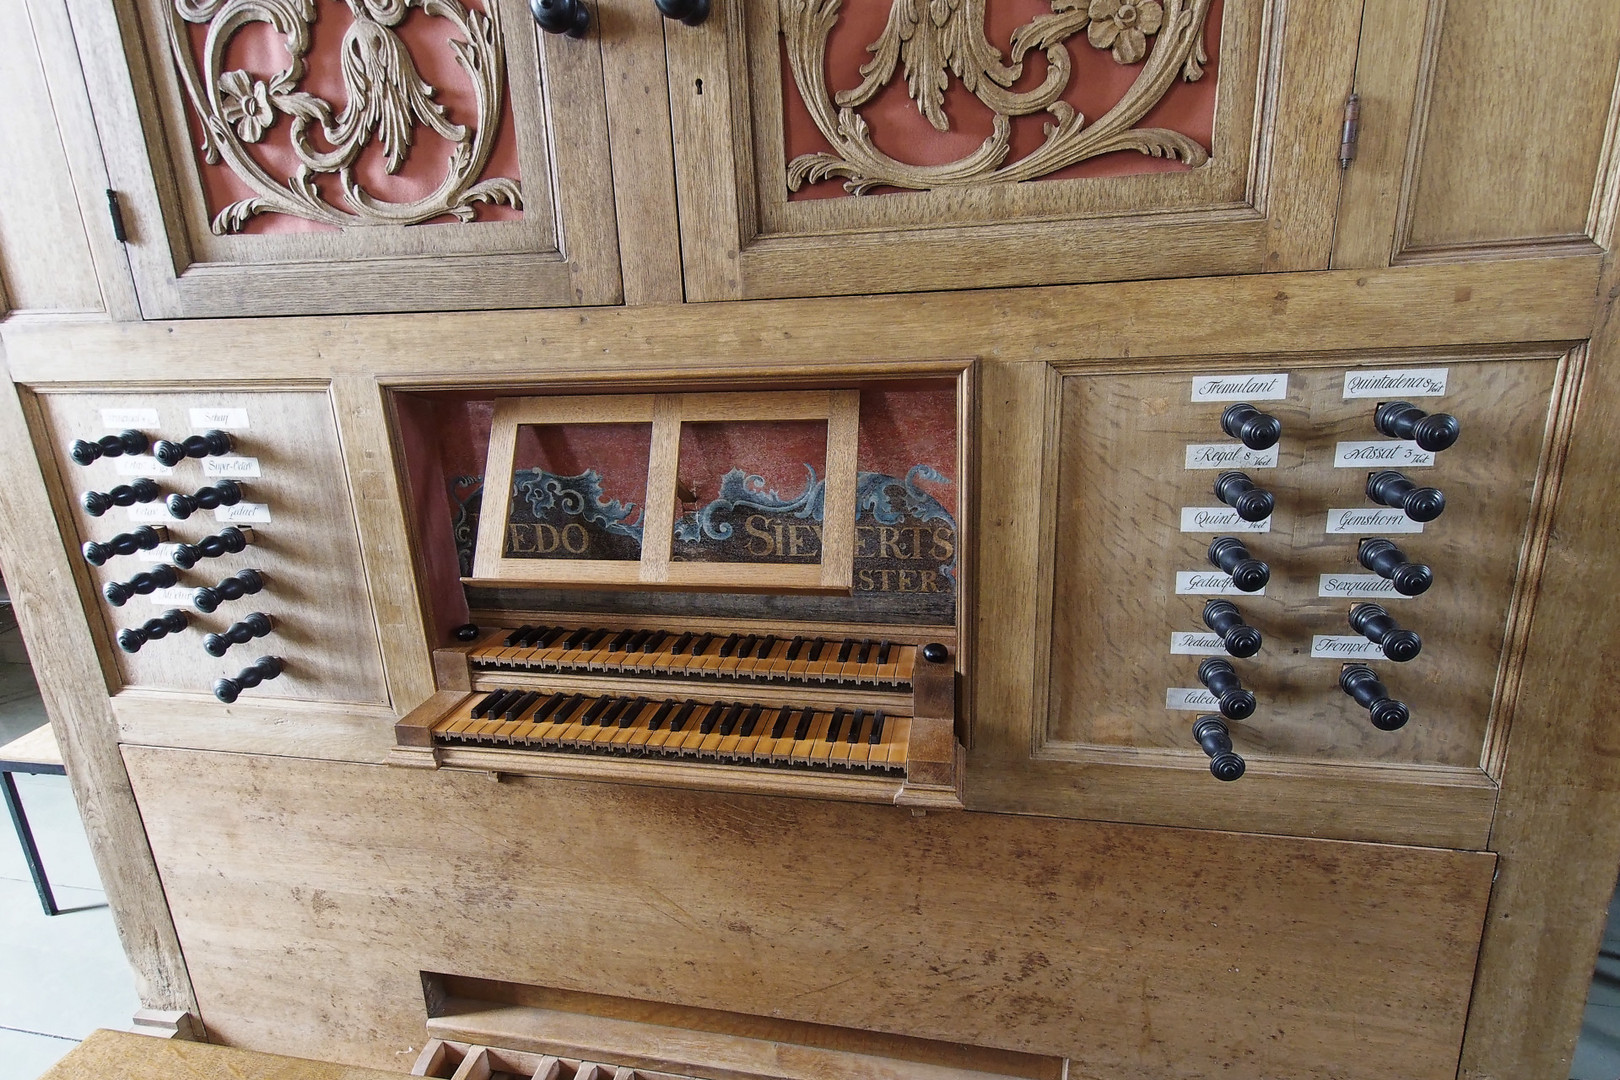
[178,0,522,233]
[782,0,1222,200]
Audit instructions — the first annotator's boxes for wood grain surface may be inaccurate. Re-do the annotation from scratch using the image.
[125,746,1495,1080]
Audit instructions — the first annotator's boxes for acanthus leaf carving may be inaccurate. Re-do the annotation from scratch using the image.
[165,0,523,233]
[783,0,1214,195]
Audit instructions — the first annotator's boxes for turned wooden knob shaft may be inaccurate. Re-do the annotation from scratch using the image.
[1348,602,1422,662]
[1374,401,1459,453]
[153,429,233,468]
[1340,664,1410,730]
[167,479,244,520]
[71,430,148,466]
[104,564,179,607]
[1358,538,1432,597]
[1193,716,1246,781]
[1366,469,1445,523]
[1202,600,1262,658]
[1220,403,1281,451]
[117,608,188,653]
[1197,657,1256,721]
[83,525,167,566]
[1214,471,1274,522]
[172,526,251,570]
[214,656,284,703]
[192,568,264,613]
[1207,536,1269,592]
[203,612,274,657]
[82,477,161,517]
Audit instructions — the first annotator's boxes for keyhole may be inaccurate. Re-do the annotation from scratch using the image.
[695,77,703,95]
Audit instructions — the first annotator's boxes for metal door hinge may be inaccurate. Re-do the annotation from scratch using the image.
[106,189,128,243]
[1339,92,1360,169]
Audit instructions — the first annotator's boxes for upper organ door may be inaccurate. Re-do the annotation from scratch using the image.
[665,0,1361,300]
[80,0,620,316]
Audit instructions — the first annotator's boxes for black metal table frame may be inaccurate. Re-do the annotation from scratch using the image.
[1,746,66,916]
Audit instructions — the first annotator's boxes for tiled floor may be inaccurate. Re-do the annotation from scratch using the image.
[0,618,142,1080]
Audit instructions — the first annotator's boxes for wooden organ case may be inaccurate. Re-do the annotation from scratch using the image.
[3,0,1620,1078]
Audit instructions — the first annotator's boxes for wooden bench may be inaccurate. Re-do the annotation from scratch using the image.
[0,722,67,916]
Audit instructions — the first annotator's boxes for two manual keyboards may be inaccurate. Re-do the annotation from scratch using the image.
[392,620,963,808]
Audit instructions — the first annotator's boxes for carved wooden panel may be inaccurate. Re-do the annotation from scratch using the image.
[34,388,390,706]
[75,0,620,316]
[667,0,1360,299]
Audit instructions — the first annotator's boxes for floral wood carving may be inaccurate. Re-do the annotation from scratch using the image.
[783,0,1214,194]
[165,0,522,233]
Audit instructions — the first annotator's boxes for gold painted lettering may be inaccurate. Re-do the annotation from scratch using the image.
[745,515,776,557]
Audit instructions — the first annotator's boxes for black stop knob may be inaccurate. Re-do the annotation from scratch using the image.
[1202,600,1262,658]
[193,568,264,613]
[104,564,179,607]
[1340,664,1410,730]
[1348,603,1422,662]
[82,478,161,517]
[70,430,149,466]
[167,479,244,520]
[1197,657,1256,721]
[1207,536,1269,592]
[452,623,481,642]
[117,608,188,653]
[921,641,950,664]
[655,0,709,24]
[83,525,167,566]
[1374,401,1459,453]
[1358,537,1432,597]
[530,0,589,35]
[1220,403,1281,451]
[172,526,251,570]
[1366,470,1445,523]
[214,655,285,703]
[153,429,233,468]
[204,612,275,657]
[1213,471,1275,522]
[1193,716,1246,781]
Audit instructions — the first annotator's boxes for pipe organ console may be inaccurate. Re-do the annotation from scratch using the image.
[4,0,1620,1077]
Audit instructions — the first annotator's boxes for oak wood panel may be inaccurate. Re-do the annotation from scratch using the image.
[1402,0,1620,257]
[35,389,391,706]
[1,260,1602,386]
[0,360,196,1014]
[1455,271,1620,1077]
[1048,359,1562,768]
[0,0,100,313]
[40,1029,409,1080]
[124,746,1496,1080]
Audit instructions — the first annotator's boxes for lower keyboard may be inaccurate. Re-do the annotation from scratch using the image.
[431,687,909,774]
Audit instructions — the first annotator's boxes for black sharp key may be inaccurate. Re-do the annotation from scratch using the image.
[846,708,865,744]
[692,633,714,656]
[739,703,764,737]
[719,633,741,658]
[868,711,886,745]
[620,696,649,729]
[794,706,816,739]
[786,636,806,661]
[626,629,651,652]
[581,696,612,726]
[584,628,610,649]
[809,639,827,661]
[719,702,745,736]
[755,635,777,660]
[610,628,635,651]
[554,693,587,724]
[877,640,892,665]
[502,690,543,722]
[504,626,531,647]
[673,632,694,656]
[826,708,847,742]
[518,625,548,647]
[597,698,628,726]
[700,702,726,735]
[533,692,566,721]
[648,700,675,731]
[770,706,793,739]
[861,640,877,664]
[536,626,565,647]
[565,627,591,649]
[671,701,697,732]
[736,635,757,660]
[469,688,510,719]
[642,631,668,654]
[837,639,854,663]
